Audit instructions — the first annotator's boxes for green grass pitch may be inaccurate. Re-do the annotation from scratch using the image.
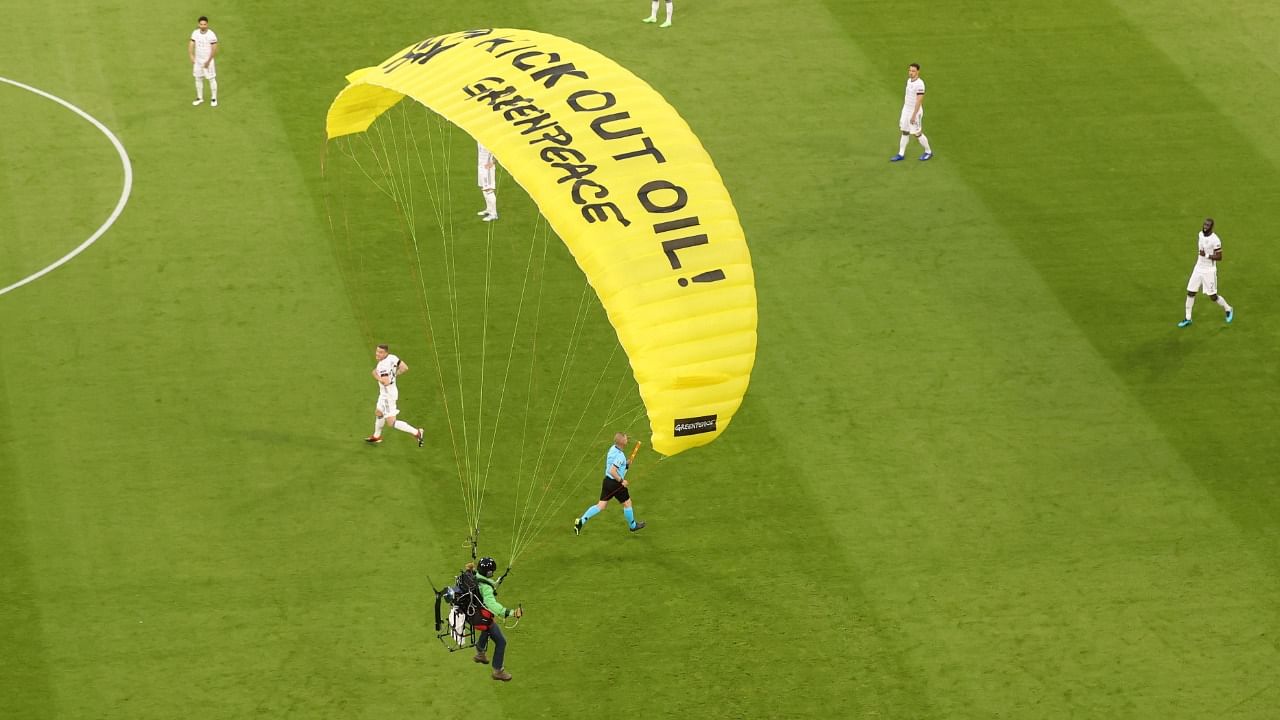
[3,1,1280,717]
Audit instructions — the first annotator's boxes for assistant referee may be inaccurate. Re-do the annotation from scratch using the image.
[573,432,645,534]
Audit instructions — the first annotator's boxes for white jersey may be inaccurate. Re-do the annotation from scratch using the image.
[1196,232,1221,271]
[902,77,925,113]
[375,354,401,394]
[477,143,496,189]
[191,29,218,63]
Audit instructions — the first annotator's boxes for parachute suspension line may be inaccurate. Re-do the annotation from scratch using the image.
[509,341,621,557]
[467,184,498,534]
[511,284,595,547]
[380,110,470,540]
[374,107,476,539]
[474,214,547,544]
[504,283,604,563]
[510,220,554,566]
[402,108,475,535]
[510,399,648,566]
[509,368,645,564]
[321,139,376,350]
[422,111,479,539]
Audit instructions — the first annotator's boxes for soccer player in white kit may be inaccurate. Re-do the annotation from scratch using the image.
[1179,217,1234,328]
[477,142,498,222]
[366,344,426,446]
[189,16,219,107]
[642,0,674,27]
[891,63,933,162]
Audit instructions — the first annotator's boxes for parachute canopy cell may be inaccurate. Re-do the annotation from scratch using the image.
[326,28,756,456]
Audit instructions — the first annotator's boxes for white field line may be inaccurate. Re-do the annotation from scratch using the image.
[0,76,133,297]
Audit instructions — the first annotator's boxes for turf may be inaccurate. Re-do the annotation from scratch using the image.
[2,1,1279,718]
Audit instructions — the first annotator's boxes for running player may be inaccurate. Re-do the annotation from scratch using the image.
[365,344,425,446]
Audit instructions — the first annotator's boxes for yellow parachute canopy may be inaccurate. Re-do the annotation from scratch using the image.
[327,29,756,456]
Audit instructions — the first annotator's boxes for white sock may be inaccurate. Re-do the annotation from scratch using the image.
[209,78,218,100]
[483,188,497,216]
[195,78,203,100]
[374,417,386,437]
[666,1,674,20]
[648,1,658,17]
[394,420,418,435]
[917,134,932,153]
[1216,295,1232,312]
[897,135,909,155]
[1185,296,1195,320]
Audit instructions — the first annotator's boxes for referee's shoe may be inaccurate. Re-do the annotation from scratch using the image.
[629,521,646,533]
[573,518,583,535]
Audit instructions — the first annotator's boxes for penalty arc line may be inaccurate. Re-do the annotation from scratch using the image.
[0,76,133,297]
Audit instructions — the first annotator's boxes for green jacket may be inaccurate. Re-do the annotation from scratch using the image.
[476,574,512,618]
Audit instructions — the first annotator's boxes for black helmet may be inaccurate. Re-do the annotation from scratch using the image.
[478,557,498,577]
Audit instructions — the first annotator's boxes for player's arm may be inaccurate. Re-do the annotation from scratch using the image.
[396,360,409,375]
[188,38,196,63]
[1209,246,1223,262]
[205,40,218,67]
[912,91,924,122]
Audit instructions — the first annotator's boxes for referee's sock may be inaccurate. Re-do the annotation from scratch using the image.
[580,505,602,525]
[623,507,637,529]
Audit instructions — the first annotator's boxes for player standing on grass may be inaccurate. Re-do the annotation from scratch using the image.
[643,1,674,27]
[189,16,219,107]
[365,344,425,446]
[1178,218,1234,328]
[477,142,498,222]
[891,63,932,162]
[573,432,645,534]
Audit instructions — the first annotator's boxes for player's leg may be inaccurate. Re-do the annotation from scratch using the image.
[621,497,645,532]
[1179,290,1196,327]
[644,0,658,22]
[1205,271,1233,321]
[893,131,909,161]
[661,0,673,26]
[208,68,218,107]
[1180,270,1203,327]
[367,406,386,442]
[193,66,204,105]
[915,130,933,159]
[482,187,497,220]
[575,485,611,532]
[392,417,425,446]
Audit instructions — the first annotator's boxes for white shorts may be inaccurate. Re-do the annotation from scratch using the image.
[1187,266,1218,295]
[193,61,217,79]
[477,165,495,190]
[899,108,922,134]
[376,388,400,418]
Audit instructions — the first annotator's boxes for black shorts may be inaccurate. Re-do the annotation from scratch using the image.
[600,476,630,504]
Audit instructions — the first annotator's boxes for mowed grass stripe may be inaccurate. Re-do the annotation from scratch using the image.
[0,356,56,718]
[0,3,457,718]
[842,0,1280,566]
[824,0,1280,717]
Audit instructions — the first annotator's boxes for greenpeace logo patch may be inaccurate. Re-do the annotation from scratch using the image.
[673,415,718,437]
